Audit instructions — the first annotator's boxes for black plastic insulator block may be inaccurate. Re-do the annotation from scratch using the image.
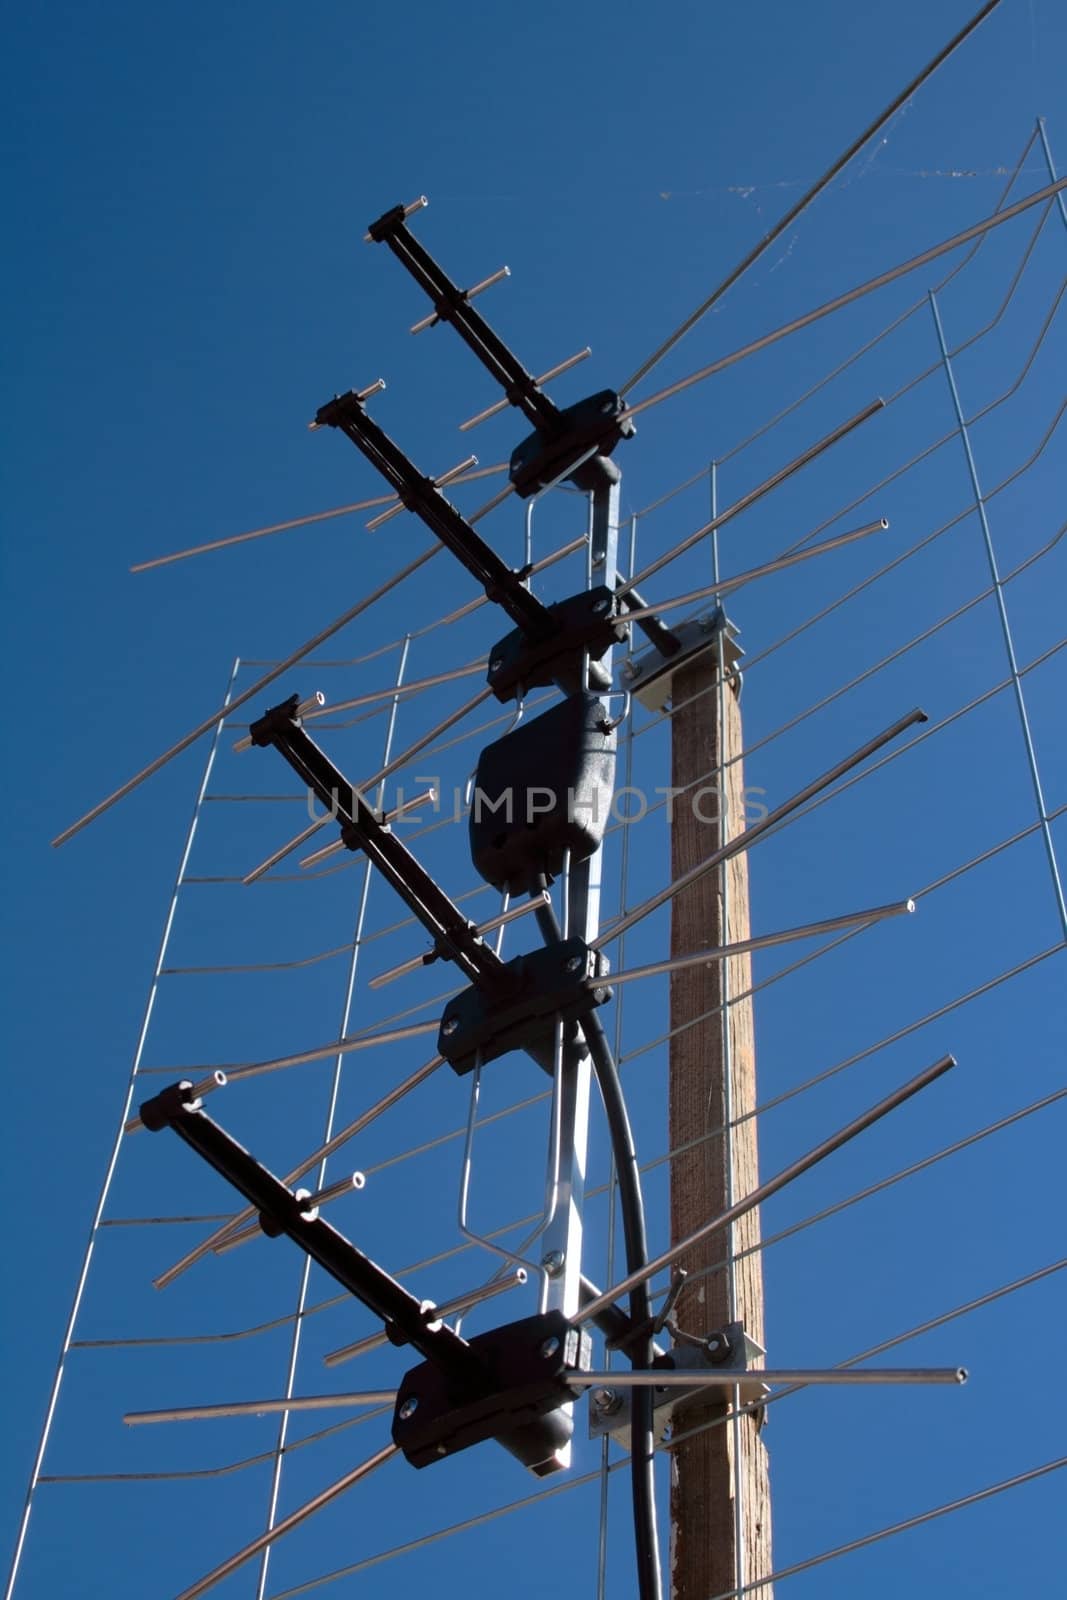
[469,693,617,896]
[508,389,635,498]
[392,1310,592,1472]
[437,937,612,1077]
[486,588,626,703]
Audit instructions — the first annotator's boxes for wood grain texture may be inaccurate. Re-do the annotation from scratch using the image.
[667,653,772,1600]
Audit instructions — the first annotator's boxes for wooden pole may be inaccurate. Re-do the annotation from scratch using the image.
[667,640,773,1600]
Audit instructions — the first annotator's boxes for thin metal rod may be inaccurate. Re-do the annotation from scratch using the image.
[620,517,889,623]
[171,1441,399,1600]
[631,517,1065,787]
[622,401,883,594]
[233,692,325,751]
[299,788,437,868]
[624,177,1067,423]
[609,901,914,986]
[598,706,926,946]
[369,892,549,988]
[678,1086,1067,1313]
[130,493,399,572]
[619,0,1006,395]
[929,289,1067,939]
[432,535,586,630]
[706,1456,1067,1600]
[154,1055,443,1289]
[124,1070,226,1135]
[303,660,484,718]
[412,268,509,334]
[576,1054,955,1324]
[1037,117,1067,228]
[2,660,240,1600]
[366,455,481,530]
[126,1392,398,1425]
[295,1171,365,1211]
[204,1018,440,1085]
[574,1367,965,1389]
[242,684,492,882]
[692,124,1043,490]
[324,1268,528,1368]
[460,347,593,430]
[53,546,441,847]
[671,1253,1067,1453]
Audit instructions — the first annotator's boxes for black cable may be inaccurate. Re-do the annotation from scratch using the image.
[582,1008,663,1600]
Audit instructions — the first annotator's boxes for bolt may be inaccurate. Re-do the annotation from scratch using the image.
[622,660,636,680]
[398,1396,418,1420]
[540,1336,561,1360]
[564,953,583,973]
[591,595,611,614]
[489,657,503,674]
[592,1386,621,1415]
[441,1017,459,1036]
[541,1248,565,1276]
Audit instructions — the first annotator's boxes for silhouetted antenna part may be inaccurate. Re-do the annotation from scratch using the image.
[623,178,1067,424]
[599,706,926,947]
[239,706,511,991]
[313,386,553,634]
[577,1054,955,1325]
[156,1055,444,1290]
[371,893,551,990]
[299,788,438,868]
[233,691,324,752]
[124,1071,225,1135]
[460,348,593,432]
[366,205,634,497]
[243,684,492,881]
[212,1171,366,1256]
[325,1269,529,1368]
[411,266,510,334]
[620,0,1008,396]
[307,377,386,430]
[366,199,559,434]
[138,1087,484,1368]
[367,455,481,530]
[621,399,885,596]
[363,194,427,242]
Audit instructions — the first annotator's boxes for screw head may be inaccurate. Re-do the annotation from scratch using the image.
[398,1396,418,1420]
[622,660,636,679]
[541,1248,565,1276]
[489,657,503,674]
[591,1386,621,1414]
[441,1016,459,1036]
[540,1336,561,1360]
[591,595,611,614]
[564,953,583,973]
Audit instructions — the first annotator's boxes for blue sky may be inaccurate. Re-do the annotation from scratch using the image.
[3,2,1065,1597]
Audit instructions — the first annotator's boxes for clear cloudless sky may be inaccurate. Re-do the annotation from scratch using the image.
[2,3,1065,1598]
